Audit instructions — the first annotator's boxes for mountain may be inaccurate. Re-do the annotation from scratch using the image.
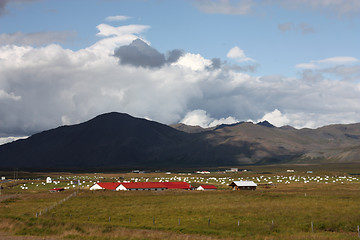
[1,112,360,170]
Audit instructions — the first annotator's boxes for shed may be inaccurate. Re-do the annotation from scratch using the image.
[89,182,120,190]
[229,181,257,190]
[50,188,64,192]
[196,185,217,191]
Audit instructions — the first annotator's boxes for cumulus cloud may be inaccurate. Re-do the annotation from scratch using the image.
[180,109,238,128]
[114,38,183,68]
[227,46,255,63]
[0,31,76,46]
[1,21,360,138]
[258,109,290,127]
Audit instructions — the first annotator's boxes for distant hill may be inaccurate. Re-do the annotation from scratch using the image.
[0,112,360,170]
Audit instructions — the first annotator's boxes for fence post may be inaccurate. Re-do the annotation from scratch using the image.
[208,218,211,226]
[238,220,240,227]
[153,217,155,225]
[129,217,131,223]
[311,222,314,233]
[109,216,111,222]
[357,225,360,238]
[178,218,181,226]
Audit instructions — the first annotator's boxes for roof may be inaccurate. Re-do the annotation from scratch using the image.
[120,182,167,189]
[229,181,257,187]
[199,184,217,189]
[97,182,121,190]
[162,182,192,189]
[50,188,64,191]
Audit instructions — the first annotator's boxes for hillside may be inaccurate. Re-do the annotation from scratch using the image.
[0,112,360,170]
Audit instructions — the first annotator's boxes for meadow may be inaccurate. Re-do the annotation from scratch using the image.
[1,166,360,239]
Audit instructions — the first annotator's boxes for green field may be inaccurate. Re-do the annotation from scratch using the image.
[1,166,360,239]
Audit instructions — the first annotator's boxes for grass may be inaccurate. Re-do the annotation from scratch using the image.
[1,170,360,239]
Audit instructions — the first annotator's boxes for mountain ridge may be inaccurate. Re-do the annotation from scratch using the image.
[0,112,360,170]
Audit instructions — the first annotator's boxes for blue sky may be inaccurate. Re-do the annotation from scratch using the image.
[0,0,360,142]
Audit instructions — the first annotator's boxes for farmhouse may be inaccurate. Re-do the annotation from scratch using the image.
[89,182,120,190]
[196,184,217,191]
[229,181,257,190]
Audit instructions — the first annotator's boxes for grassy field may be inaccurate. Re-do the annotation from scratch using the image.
[1,166,360,239]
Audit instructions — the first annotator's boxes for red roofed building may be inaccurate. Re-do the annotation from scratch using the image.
[162,182,192,190]
[116,182,167,191]
[50,188,65,192]
[196,185,217,191]
[89,182,120,190]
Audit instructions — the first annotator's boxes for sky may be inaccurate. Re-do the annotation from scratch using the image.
[0,0,360,143]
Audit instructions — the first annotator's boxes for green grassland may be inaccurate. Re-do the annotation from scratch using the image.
[1,166,360,239]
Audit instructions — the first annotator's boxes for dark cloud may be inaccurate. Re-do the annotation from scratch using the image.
[114,39,184,68]
[166,49,184,64]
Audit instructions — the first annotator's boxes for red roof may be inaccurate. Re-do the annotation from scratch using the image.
[120,182,167,189]
[97,182,121,190]
[50,188,64,191]
[162,182,192,189]
[199,185,217,189]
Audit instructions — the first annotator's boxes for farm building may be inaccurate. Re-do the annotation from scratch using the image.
[89,181,192,191]
[50,188,64,192]
[196,185,217,191]
[229,181,257,190]
[89,182,120,190]
[116,182,167,191]
[162,181,192,190]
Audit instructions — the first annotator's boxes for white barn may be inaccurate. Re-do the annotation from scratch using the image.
[229,181,257,190]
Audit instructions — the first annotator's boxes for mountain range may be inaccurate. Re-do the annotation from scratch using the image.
[0,112,360,170]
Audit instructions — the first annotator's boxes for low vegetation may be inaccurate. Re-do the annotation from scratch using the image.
[1,167,360,239]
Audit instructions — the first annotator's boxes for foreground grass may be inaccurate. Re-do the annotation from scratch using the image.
[1,182,360,239]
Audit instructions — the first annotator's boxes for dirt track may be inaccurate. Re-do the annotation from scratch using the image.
[0,232,59,240]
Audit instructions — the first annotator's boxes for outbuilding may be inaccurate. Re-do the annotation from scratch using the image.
[229,181,257,190]
[196,184,217,191]
[50,188,64,192]
[89,182,120,191]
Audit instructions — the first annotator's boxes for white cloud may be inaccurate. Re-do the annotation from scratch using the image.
[180,109,238,128]
[0,22,360,138]
[0,136,28,145]
[258,109,290,127]
[105,15,132,22]
[296,56,359,69]
[173,53,212,71]
[227,46,255,63]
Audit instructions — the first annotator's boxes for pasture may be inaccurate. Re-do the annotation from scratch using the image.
[1,166,360,239]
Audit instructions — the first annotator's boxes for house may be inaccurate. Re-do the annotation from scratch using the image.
[229,181,257,190]
[50,188,64,192]
[89,182,120,190]
[196,184,217,191]
[116,182,167,191]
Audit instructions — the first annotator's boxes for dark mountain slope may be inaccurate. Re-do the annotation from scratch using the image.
[0,112,191,169]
